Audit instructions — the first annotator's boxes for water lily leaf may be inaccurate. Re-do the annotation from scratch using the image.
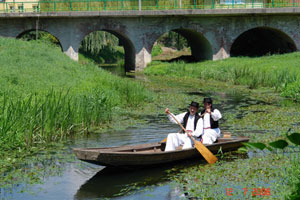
[287,133,300,146]
[237,146,248,153]
[243,142,266,150]
[268,140,288,149]
[266,146,273,151]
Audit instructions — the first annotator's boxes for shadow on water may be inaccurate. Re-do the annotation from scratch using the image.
[100,64,126,76]
[74,158,209,199]
[74,151,250,200]
[100,64,142,80]
[74,166,167,199]
[159,55,197,63]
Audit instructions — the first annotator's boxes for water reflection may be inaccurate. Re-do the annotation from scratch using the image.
[74,167,168,199]
[100,64,126,76]
[74,158,208,200]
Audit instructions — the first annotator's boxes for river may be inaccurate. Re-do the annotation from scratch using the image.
[1,67,298,200]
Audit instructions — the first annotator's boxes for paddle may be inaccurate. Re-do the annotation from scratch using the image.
[165,111,218,164]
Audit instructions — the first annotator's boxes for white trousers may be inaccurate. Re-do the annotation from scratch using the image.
[165,129,221,151]
[202,128,221,145]
[165,133,197,151]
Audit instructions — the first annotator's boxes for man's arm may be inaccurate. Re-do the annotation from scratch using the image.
[165,108,186,124]
[211,109,222,121]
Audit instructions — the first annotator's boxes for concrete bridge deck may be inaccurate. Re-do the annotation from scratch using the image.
[0,8,299,71]
[1,8,300,18]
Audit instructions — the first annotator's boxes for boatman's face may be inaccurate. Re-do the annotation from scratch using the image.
[189,106,198,115]
[204,102,212,109]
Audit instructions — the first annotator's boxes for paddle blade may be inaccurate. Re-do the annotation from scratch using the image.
[160,137,167,143]
[194,140,218,164]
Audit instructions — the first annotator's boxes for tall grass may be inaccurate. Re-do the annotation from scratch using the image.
[145,53,300,101]
[0,37,153,153]
[0,90,112,150]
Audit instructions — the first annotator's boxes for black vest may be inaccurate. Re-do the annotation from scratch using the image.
[183,112,201,131]
[200,108,219,129]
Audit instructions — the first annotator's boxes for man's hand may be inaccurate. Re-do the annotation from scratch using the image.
[205,108,211,114]
[186,130,193,137]
[165,108,170,114]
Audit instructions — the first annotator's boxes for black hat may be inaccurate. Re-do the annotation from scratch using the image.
[203,97,213,104]
[189,101,199,108]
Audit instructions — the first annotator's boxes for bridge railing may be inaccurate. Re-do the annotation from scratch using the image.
[0,0,299,13]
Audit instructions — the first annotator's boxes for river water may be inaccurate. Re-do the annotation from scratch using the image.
[1,115,187,200]
[0,69,283,200]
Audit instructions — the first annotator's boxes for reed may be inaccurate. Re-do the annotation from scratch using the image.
[0,37,153,152]
[145,53,300,101]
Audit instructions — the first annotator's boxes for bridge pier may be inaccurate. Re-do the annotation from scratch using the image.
[64,46,78,61]
[135,47,151,71]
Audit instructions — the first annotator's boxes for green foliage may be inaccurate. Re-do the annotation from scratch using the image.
[19,30,60,47]
[243,132,299,151]
[242,132,300,199]
[79,31,124,64]
[287,133,300,146]
[281,80,300,102]
[145,53,300,102]
[174,153,299,199]
[80,31,118,54]
[0,36,153,153]
[243,142,267,150]
[156,31,188,50]
[151,44,163,57]
[268,139,289,149]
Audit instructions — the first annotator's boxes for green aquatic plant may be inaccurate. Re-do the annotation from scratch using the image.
[0,37,154,178]
[145,53,300,102]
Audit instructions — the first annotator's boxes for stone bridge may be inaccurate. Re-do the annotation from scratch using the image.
[1,8,300,71]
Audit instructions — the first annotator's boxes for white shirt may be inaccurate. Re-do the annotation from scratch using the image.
[167,112,203,137]
[203,109,222,129]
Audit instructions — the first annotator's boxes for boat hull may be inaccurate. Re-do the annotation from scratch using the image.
[73,137,249,167]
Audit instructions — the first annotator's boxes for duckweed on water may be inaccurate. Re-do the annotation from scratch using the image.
[142,73,300,199]
[174,152,300,199]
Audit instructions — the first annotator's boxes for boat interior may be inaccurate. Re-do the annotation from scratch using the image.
[110,137,239,153]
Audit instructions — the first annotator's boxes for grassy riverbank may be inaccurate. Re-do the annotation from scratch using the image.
[0,37,153,175]
[1,37,300,199]
[145,53,300,102]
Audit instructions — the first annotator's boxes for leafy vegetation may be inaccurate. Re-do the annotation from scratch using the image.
[1,32,300,199]
[151,44,163,57]
[80,31,125,65]
[0,37,153,173]
[175,153,299,199]
[156,31,188,51]
[145,53,300,101]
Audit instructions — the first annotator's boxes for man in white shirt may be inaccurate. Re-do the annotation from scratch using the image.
[200,97,222,144]
[164,101,203,151]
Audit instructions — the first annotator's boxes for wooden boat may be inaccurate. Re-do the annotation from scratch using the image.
[73,137,249,168]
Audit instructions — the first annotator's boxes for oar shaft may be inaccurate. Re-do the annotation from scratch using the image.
[167,111,186,132]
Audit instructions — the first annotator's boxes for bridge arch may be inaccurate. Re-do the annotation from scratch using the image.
[16,29,63,51]
[80,29,135,72]
[151,28,213,62]
[230,27,297,57]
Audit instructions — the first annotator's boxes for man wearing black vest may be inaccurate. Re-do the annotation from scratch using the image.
[200,97,222,144]
[164,101,203,151]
